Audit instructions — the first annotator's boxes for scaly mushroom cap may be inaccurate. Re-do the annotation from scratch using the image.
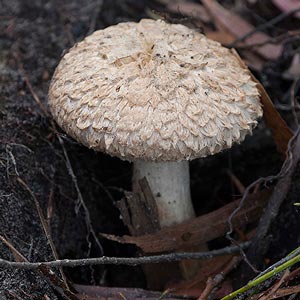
[49,19,262,161]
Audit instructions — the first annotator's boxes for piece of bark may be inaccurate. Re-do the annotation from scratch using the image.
[116,190,160,236]
[103,189,270,253]
[116,178,181,290]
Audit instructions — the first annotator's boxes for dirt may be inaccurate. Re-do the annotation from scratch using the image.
[0,0,299,299]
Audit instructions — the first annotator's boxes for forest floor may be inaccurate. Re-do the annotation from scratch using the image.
[1,0,300,299]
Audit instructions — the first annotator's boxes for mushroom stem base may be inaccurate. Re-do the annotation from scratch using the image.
[132,160,195,228]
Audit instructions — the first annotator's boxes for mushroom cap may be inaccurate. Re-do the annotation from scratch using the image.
[49,19,262,162]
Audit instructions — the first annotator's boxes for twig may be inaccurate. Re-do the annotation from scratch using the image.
[91,177,116,205]
[275,103,300,111]
[17,177,69,288]
[0,241,250,269]
[57,135,103,256]
[0,235,28,262]
[8,143,34,153]
[290,79,300,127]
[226,169,245,194]
[284,266,300,283]
[197,256,242,300]
[6,145,19,176]
[47,178,55,228]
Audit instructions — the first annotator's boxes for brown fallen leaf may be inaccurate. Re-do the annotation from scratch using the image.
[272,0,300,18]
[231,49,294,155]
[101,189,270,253]
[202,0,283,60]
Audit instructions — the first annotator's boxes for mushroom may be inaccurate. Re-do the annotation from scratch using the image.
[49,19,262,230]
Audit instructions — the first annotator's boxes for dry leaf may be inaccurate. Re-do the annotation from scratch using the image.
[202,0,282,60]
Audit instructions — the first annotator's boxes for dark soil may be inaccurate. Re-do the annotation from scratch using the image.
[0,1,299,299]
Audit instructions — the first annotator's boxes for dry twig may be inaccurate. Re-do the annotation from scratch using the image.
[17,177,68,286]
[0,242,250,269]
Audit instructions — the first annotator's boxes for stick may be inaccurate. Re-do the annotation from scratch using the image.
[0,242,250,269]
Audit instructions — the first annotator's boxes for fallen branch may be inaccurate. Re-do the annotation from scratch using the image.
[0,242,250,270]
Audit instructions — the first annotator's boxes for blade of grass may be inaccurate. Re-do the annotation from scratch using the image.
[221,247,300,300]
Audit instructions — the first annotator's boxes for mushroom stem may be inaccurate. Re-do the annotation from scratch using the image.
[132,160,195,227]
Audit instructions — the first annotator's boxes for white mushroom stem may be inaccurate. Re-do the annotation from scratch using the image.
[132,160,195,227]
